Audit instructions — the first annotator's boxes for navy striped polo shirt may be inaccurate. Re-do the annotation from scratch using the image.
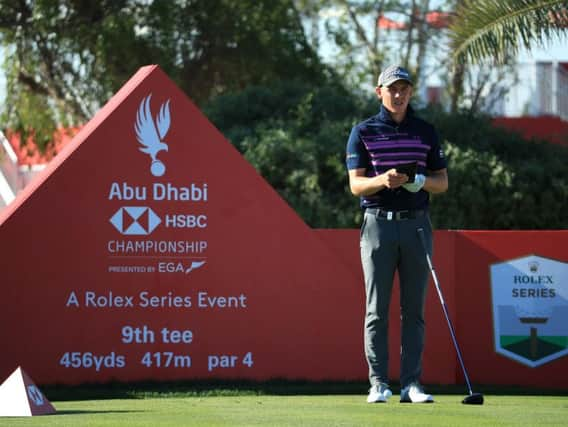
[346,105,447,210]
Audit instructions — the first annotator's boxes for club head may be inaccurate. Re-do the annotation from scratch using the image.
[462,393,484,405]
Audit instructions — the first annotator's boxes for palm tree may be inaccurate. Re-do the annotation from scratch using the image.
[449,0,568,64]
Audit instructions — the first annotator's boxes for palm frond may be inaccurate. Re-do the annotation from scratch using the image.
[449,0,568,64]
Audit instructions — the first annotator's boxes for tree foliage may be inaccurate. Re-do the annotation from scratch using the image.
[1,1,566,230]
[421,107,568,229]
[449,0,568,64]
[0,0,327,152]
[0,1,141,145]
[296,0,449,90]
[204,80,375,228]
[206,86,568,229]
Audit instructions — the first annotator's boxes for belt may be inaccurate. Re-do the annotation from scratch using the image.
[365,208,426,221]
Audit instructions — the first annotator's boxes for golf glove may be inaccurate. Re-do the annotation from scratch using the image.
[403,174,425,193]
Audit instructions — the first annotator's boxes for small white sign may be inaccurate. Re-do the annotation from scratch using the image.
[0,366,56,416]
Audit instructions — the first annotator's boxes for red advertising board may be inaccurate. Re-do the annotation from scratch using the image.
[454,231,568,388]
[1,66,566,389]
[0,66,366,384]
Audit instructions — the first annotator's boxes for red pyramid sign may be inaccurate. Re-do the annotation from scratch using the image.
[0,65,364,385]
[0,367,56,416]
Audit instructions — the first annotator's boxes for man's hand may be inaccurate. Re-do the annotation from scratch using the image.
[381,168,408,189]
[348,167,409,196]
[402,174,425,192]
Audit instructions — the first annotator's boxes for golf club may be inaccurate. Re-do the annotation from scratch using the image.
[417,227,484,405]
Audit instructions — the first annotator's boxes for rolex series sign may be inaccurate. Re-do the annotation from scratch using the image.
[490,255,568,367]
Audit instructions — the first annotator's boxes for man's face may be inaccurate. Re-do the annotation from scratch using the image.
[377,80,413,115]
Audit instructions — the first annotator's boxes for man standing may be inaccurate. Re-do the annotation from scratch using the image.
[346,65,448,403]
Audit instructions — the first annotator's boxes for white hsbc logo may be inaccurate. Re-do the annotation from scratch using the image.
[110,206,161,235]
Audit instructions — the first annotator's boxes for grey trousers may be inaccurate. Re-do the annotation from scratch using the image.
[360,210,432,388]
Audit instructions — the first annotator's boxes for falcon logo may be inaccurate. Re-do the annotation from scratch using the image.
[110,206,161,235]
[135,94,171,177]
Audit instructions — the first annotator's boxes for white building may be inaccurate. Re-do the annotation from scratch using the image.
[0,131,17,208]
[0,130,70,209]
[488,61,568,120]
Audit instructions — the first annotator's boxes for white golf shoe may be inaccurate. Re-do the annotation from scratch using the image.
[400,382,434,403]
[366,383,392,403]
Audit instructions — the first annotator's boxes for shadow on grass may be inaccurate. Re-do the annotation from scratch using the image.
[40,379,568,402]
[55,409,145,415]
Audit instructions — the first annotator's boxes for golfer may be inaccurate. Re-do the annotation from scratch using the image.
[346,65,448,403]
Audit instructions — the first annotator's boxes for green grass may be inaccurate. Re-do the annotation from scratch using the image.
[1,394,567,426]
